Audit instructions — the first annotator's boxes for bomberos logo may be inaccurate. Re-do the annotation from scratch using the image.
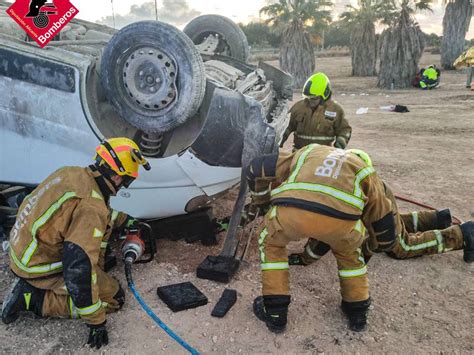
[7,0,79,48]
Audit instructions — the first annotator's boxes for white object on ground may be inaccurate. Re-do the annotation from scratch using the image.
[356,107,369,115]
[380,105,395,111]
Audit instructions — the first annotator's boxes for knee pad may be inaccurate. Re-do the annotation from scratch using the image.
[113,285,125,309]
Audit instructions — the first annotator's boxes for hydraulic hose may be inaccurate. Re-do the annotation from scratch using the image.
[394,194,463,225]
[124,261,199,355]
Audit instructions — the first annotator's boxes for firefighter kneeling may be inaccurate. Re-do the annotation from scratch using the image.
[2,138,151,349]
[246,145,474,333]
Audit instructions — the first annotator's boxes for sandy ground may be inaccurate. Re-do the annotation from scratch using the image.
[1,53,473,354]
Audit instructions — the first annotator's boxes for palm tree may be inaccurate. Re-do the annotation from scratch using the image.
[441,0,472,70]
[377,0,432,89]
[340,0,393,77]
[260,0,332,88]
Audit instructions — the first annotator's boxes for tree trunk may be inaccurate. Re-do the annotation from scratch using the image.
[441,0,472,70]
[350,20,377,76]
[280,20,315,89]
[377,10,425,89]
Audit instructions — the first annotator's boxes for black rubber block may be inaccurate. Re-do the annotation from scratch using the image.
[196,255,240,283]
[157,282,208,312]
[211,288,237,318]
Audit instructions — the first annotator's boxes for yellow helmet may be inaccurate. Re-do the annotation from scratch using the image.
[94,137,150,187]
[303,72,332,101]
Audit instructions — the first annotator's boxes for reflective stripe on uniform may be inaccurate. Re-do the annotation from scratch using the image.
[10,248,63,274]
[305,243,321,260]
[288,144,317,183]
[111,209,119,223]
[91,190,103,200]
[357,247,365,265]
[354,220,366,235]
[77,300,102,316]
[93,228,104,238]
[100,242,108,249]
[258,228,269,262]
[398,230,444,252]
[353,167,376,198]
[270,206,277,219]
[91,272,97,285]
[68,297,79,319]
[21,192,77,266]
[272,182,365,211]
[339,265,367,278]
[412,212,419,232]
[261,262,289,271]
[295,134,335,141]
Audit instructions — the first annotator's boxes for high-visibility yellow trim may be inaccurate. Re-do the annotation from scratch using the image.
[68,297,79,319]
[354,220,366,235]
[270,206,277,219]
[10,248,63,274]
[288,144,318,183]
[353,167,375,198]
[357,247,365,265]
[91,190,103,200]
[21,192,77,266]
[295,134,335,141]
[258,228,269,262]
[261,262,289,271]
[111,209,119,223]
[339,265,367,278]
[92,272,97,285]
[100,242,108,249]
[93,228,104,238]
[398,231,444,252]
[77,300,102,316]
[412,212,419,232]
[24,293,31,311]
[272,182,365,211]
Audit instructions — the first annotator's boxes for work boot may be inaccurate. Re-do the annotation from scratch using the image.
[288,254,308,266]
[436,209,452,229]
[253,295,290,334]
[1,277,45,324]
[460,221,474,263]
[341,298,371,332]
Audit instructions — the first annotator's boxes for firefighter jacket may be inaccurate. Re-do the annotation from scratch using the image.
[9,166,129,325]
[281,98,351,149]
[246,144,397,252]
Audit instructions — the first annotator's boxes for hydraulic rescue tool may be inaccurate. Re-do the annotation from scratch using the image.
[121,223,199,355]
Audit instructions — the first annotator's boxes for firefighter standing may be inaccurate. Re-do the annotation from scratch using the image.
[281,73,351,150]
[289,152,470,265]
[1,137,151,349]
[246,144,474,333]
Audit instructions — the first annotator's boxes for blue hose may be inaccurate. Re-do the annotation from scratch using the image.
[125,263,199,355]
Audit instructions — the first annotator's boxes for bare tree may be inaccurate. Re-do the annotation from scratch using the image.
[260,0,332,88]
[377,0,431,89]
[441,0,472,70]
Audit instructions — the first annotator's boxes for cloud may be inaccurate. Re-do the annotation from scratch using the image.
[98,0,201,28]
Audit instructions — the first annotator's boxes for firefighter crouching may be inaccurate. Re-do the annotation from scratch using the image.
[246,144,474,333]
[289,152,472,266]
[280,72,351,151]
[2,137,151,349]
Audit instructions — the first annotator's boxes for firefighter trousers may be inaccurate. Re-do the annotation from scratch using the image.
[389,211,464,259]
[259,206,369,302]
[26,267,121,319]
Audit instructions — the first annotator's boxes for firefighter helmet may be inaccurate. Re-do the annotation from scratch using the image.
[302,72,332,101]
[94,137,150,188]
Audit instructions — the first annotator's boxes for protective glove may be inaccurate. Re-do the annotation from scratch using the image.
[334,137,347,149]
[87,321,108,349]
